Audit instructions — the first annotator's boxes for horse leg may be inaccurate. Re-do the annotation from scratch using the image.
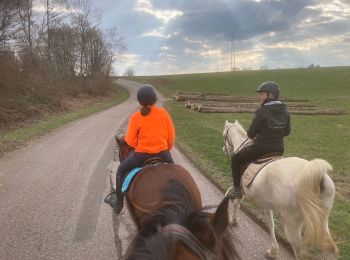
[230,198,241,226]
[264,209,279,258]
[284,221,309,260]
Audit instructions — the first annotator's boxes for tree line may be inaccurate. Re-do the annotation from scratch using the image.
[0,0,125,127]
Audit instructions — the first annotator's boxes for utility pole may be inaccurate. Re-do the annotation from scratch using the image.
[233,33,235,71]
[230,38,232,71]
[231,33,235,71]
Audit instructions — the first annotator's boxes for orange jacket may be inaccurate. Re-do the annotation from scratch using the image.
[125,105,175,153]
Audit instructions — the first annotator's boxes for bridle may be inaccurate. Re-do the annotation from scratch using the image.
[223,125,250,155]
[223,125,235,156]
[162,224,218,260]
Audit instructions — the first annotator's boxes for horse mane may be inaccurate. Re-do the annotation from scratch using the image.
[234,121,247,138]
[125,180,238,260]
[125,180,198,259]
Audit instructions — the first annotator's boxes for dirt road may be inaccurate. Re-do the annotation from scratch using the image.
[0,79,293,259]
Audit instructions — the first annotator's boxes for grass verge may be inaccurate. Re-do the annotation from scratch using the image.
[0,82,129,157]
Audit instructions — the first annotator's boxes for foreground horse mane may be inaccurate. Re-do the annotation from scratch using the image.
[125,179,238,260]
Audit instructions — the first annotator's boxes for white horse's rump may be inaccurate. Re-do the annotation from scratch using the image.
[223,120,338,260]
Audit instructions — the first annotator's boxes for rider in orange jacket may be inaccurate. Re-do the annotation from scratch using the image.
[113,85,175,213]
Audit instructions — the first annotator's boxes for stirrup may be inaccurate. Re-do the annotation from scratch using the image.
[227,189,242,199]
[104,191,118,210]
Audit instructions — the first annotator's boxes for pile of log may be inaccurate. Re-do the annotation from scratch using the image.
[185,101,316,110]
[173,91,309,103]
[196,106,345,115]
[174,91,346,115]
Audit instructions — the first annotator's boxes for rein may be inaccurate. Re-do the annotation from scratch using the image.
[162,224,218,260]
[235,137,250,153]
[224,125,250,155]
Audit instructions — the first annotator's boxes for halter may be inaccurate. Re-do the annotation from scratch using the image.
[223,125,235,156]
[162,224,218,260]
[224,125,250,155]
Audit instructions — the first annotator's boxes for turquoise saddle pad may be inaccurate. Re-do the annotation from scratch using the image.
[121,167,142,194]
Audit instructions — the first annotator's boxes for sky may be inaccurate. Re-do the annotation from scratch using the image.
[91,0,350,76]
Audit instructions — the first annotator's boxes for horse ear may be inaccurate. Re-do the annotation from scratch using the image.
[212,197,229,237]
[115,134,122,145]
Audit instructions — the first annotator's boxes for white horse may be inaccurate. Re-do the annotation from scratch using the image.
[223,120,339,260]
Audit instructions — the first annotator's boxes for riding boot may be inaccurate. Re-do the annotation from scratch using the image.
[114,182,124,214]
[228,185,242,199]
[230,158,243,199]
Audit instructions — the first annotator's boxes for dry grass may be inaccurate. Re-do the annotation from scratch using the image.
[0,54,114,130]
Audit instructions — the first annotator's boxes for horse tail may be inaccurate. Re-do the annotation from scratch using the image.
[297,159,337,251]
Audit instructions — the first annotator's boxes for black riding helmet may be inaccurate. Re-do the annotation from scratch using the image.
[256,81,280,99]
[137,85,157,105]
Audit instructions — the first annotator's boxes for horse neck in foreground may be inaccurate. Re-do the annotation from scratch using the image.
[125,180,238,260]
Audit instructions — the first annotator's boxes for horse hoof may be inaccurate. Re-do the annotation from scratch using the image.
[264,248,278,259]
[229,220,238,226]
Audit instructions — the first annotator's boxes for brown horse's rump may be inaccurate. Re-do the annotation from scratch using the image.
[126,163,202,226]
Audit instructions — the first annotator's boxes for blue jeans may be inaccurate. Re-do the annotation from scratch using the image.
[231,144,283,188]
[116,150,174,186]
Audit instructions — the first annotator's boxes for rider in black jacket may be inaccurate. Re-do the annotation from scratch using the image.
[228,81,291,199]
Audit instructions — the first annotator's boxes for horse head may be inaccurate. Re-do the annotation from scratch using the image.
[125,181,237,260]
[115,133,134,162]
[169,197,236,260]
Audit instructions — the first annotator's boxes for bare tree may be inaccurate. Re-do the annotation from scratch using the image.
[70,0,101,76]
[50,24,77,75]
[16,0,37,63]
[38,0,70,61]
[0,0,18,48]
[103,27,125,77]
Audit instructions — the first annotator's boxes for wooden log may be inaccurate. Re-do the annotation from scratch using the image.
[197,107,346,115]
[174,94,202,101]
[281,97,309,102]
[184,101,192,108]
[174,93,309,103]
[195,102,315,109]
[191,104,199,110]
[198,107,255,113]
[204,96,258,102]
[176,90,229,96]
[289,109,346,115]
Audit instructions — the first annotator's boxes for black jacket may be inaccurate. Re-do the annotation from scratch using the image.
[247,99,291,149]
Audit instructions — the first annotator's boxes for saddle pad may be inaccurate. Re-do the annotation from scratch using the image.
[242,157,281,187]
[122,167,142,194]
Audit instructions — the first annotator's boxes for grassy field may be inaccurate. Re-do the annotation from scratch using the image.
[132,67,350,258]
[0,82,129,157]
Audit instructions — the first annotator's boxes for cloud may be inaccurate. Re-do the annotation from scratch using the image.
[93,0,350,75]
[135,0,183,24]
[142,30,171,38]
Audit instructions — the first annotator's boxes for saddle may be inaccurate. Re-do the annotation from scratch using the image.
[121,157,165,194]
[241,153,282,187]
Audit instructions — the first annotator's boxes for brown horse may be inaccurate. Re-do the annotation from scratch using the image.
[115,135,238,260]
